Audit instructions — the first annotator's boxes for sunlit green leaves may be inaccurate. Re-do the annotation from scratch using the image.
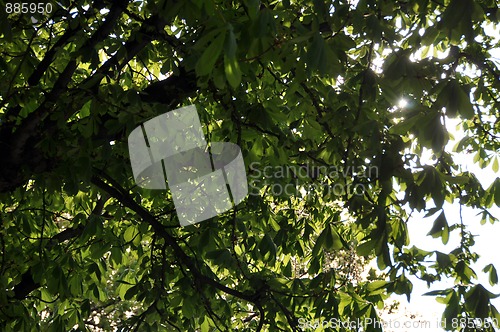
[427,211,450,245]
[456,260,477,284]
[312,224,344,257]
[124,225,139,243]
[439,0,484,43]
[483,264,499,286]
[442,291,460,328]
[485,178,500,208]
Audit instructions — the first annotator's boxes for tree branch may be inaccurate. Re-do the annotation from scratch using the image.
[90,173,264,305]
[11,195,109,300]
[0,1,128,193]
[0,24,194,193]
[26,2,103,87]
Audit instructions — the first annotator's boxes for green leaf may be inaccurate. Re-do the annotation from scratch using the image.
[456,260,477,283]
[206,248,233,266]
[224,26,237,59]
[483,264,499,286]
[442,291,460,328]
[0,8,12,42]
[492,305,500,327]
[324,225,343,250]
[312,228,326,257]
[393,274,413,302]
[435,251,452,269]
[110,247,123,265]
[436,80,475,119]
[259,234,277,261]
[124,284,139,300]
[79,100,91,118]
[182,295,196,318]
[306,33,329,74]
[244,0,259,19]
[200,317,211,332]
[195,32,226,76]
[389,113,424,135]
[465,284,492,318]
[118,283,133,301]
[268,215,280,231]
[356,238,376,257]
[224,55,242,89]
[427,211,449,244]
[124,225,139,243]
[423,289,451,296]
[495,179,500,207]
[367,280,389,294]
[493,157,499,173]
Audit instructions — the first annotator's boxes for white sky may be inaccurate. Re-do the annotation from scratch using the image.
[381,134,500,331]
[379,33,500,328]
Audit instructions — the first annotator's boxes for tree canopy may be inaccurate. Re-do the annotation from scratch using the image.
[1,0,500,330]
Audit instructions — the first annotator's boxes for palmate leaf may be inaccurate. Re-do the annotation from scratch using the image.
[483,264,499,286]
[427,211,449,245]
[465,284,499,318]
[436,80,475,119]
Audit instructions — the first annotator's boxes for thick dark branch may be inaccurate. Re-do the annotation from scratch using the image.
[0,66,197,193]
[0,4,189,194]
[2,1,127,172]
[0,0,202,194]
[140,68,197,105]
[256,304,265,332]
[270,292,298,331]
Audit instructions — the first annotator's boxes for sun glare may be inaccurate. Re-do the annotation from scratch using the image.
[398,98,408,108]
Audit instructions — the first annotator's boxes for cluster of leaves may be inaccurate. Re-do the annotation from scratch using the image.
[0,0,499,331]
